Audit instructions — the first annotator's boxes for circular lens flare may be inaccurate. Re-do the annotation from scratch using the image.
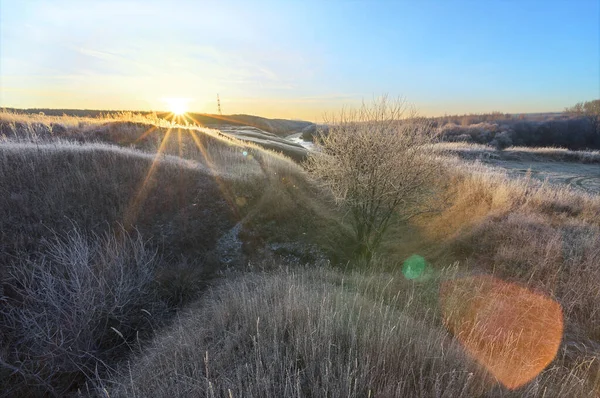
[402,254,427,279]
[440,275,563,390]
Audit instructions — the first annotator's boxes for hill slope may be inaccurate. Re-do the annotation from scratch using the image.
[1,108,315,137]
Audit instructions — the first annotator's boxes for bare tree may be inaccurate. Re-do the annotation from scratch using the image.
[306,97,442,264]
[565,99,600,138]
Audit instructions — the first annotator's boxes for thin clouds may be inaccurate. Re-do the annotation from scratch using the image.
[3,1,594,116]
[1,1,328,115]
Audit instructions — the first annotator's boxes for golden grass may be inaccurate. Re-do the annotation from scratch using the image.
[0,109,166,128]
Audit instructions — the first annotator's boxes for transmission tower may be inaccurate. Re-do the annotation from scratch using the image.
[217,94,222,115]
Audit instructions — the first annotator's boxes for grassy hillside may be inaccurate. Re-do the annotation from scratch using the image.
[106,159,600,397]
[0,110,312,162]
[0,142,233,262]
[0,113,348,268]
[0,114,347,396]
[2,112,600,396]
[107,267,483,397]
[108,266,600,397]
[0,108,314,137]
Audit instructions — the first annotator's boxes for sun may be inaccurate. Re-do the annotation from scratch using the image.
[163,97,189,115]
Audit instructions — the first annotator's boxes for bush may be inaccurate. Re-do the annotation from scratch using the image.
[306,97,442,263]
[0,229,168,396]
[491,131,513,150]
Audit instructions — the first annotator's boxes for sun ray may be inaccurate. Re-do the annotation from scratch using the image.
[177,127,183,158]
[189,129,241,219]
[133,125,159,144]
[181,113,200,127]
[181,113,205,128]
[124,119,174,227]
[176,127,187,230]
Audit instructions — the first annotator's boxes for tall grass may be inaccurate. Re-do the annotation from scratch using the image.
[415,161,600,355]
[106,267,478,397]
[0,141,236,265]
[106,266,600,397]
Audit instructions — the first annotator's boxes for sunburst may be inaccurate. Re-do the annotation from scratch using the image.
[123,109,245,227]
[163,97,190,116]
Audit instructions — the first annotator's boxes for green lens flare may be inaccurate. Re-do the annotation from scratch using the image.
[402,254,427,279]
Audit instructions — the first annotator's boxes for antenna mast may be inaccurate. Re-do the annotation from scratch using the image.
[217,94,222,115]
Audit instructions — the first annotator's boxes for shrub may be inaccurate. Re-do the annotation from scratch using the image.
[0,228,168,396]
[306,97,442,263]
[491,130,513,150]
[435,109,600,150]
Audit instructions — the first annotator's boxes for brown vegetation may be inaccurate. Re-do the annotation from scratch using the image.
[430,100,600,150]
[1,110,600,396]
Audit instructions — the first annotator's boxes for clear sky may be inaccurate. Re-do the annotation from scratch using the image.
[1,0,598,121]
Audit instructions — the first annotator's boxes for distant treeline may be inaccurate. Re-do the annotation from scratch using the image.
[429,111,565,126]
[436,117,600,150]
[433,101,600,150]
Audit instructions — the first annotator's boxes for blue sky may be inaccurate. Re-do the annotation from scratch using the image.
[1,0,598,121]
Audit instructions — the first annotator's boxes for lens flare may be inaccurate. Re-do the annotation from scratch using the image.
[402,254,428,279]
[440,275,563,390]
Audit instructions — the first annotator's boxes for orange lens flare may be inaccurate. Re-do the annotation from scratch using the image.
[440,275,563,390]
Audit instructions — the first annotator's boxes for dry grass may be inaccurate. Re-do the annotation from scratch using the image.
[106,266,600,397]
[0,112,346,396]
[0,109,166,129]
[0,109,310,162]
[416,160,600,357]
[0,113,347,396]
[106,267,478,398]
[435,142,600,163]
[3,111,600,396]
[0,141,235,264]
[0,113,343,260]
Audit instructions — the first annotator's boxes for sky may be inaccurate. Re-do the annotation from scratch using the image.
[1,0,599,121]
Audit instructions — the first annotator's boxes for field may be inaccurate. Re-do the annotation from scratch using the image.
[1,111,600,397]
[492,160,600,194]
[436,142,600,194]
